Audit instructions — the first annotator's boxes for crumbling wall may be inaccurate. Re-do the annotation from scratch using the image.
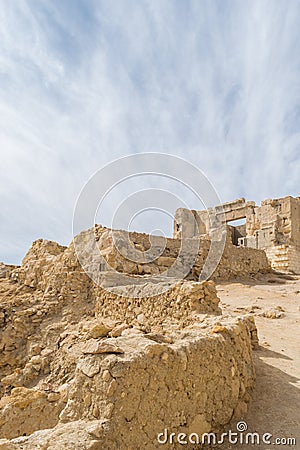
[0,232,259,448]
[266,244,300,274]
[8,225,271,294]
[248,197,300,273]
[173,196,300,274]
[0,264,17,280]
[246,197,293,246]
[0,272,220,392]
[193,242,270,280]
[0,316,256,449]
[95,279,221,330]
[174,199,254,239]
[290,197,300,246]
[94,226,270,281]
[10,239,67,287]
[0,387,64,439]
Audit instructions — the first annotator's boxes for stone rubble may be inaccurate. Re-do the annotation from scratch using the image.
[0,226,264,448]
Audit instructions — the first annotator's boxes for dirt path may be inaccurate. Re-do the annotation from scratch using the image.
[214,273,300,450]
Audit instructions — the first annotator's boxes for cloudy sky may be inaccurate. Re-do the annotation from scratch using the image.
[0,0,299,264]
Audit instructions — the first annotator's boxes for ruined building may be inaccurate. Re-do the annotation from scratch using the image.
[0,196,298,448]
[0,231,258,449]
[174,195,300,274]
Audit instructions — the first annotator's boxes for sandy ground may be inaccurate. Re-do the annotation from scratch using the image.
[214,273,300,450]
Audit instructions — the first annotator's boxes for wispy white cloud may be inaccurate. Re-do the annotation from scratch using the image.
[0,0,299,263]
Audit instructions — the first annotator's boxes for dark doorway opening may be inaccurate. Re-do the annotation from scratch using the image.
[227,218,246,246]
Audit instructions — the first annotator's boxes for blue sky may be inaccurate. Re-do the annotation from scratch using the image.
[0,0,299,264]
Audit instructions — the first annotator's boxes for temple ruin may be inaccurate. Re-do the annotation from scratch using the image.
[0,195,299,448]
[174,195,300,274]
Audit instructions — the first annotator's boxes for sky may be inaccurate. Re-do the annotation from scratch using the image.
[0,0,299,264]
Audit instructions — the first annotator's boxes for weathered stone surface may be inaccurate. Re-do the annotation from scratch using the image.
[0,315,255,448]
[0,263,17,279]
[77,357,101,378]
[95,279,221,330]
[88,323,112,339]
[110,323,129,337]
[0,221,264,448]
[0,387,63,439]
[175,195,300,274]
[81,340,124,355]
[93,225,271,281]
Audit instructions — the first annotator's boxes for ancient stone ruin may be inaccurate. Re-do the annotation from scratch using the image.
[0,197,297,448]
[174,195,300,274]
